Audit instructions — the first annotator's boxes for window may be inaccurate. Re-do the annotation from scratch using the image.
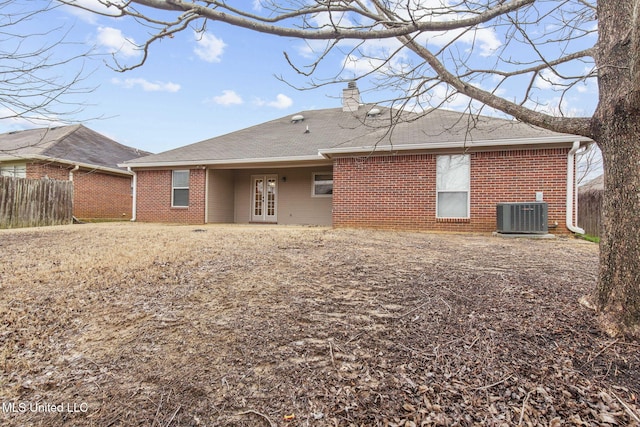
[436,154,470,218]
[0,164,26,178]
[312,172,333,197]
[172,170,189,207]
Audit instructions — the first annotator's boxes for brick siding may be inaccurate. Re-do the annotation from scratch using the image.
[135,169,206,224]
[26,162,133,220]
[27,162,70,181]
[73,172,132,220]
[332,148,572,233]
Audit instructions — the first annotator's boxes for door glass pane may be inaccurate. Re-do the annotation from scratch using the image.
[254,179,263,216]
[267,178,276,216]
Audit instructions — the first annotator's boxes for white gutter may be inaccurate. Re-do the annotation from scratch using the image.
[566,140,585,234]
[120,155,327,169]
[128,167,137,222]
[68,164,80,181]
[319,135,593,158]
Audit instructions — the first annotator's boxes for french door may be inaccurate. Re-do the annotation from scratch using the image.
[251,175,277,223]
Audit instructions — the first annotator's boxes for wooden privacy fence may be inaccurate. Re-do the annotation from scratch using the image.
[578,189,602,237]
[0,177,73,228]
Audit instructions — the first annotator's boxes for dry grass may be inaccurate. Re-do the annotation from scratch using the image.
[0,223,638,426]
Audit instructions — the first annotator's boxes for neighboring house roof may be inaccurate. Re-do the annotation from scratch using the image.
[579,174,604,193]
[123,106,592,168]
[0,125,150,175]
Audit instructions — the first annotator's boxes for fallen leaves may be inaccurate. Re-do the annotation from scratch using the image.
[0,224,638,426]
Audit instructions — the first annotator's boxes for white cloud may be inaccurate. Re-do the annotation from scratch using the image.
[310,10,355,29]
[525,95,591,118]
[254,94,293,109]
[341,49,410,78]
[342,54,382,76]
[421,26,501,57]
[97,26,139,58]
[208,90,244,106]
[404,81,507,117]
[399,0,502,55]
[62,0,123,23]
[194,32,226,63]
[534,69,563,90]
[0,108,66,131]
[111,78,180,92]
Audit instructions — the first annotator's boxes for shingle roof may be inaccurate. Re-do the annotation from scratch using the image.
[579,174,604,192]
[0,125,150,172]
[124,107,589,167]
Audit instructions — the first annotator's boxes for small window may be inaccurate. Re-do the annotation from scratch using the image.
[312,172,333,197]
[172,170,189,207]
[0,164,26,178]
[436,155,470,218]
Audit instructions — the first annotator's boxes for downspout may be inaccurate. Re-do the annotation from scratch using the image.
[128,167,137,222]
[68,164,79,181]
[566,141,585,234]
[69,165,79,222]
[204,168,209,224]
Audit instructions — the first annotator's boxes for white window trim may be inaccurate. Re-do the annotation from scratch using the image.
[171,169,190,208]
[311,171,333,198]
[436,155,470,219]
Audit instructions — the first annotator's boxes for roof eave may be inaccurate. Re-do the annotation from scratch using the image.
[318,135,593,158]
[122,154,328,169]
[0,154,132,176]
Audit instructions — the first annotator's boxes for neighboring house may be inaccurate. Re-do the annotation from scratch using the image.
[578,174,604,236]
[0,125,149,220]
[579,174,604,193]
[123,83,592,234]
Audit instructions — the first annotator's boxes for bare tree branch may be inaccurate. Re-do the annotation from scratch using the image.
[0,0,96,126]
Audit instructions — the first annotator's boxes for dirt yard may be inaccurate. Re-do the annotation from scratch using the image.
[0,223,638,426]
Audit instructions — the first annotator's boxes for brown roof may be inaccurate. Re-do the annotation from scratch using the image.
[123,106,591,167]
[0,125,150,172]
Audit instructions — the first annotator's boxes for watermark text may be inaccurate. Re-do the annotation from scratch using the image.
[2,401,88,414]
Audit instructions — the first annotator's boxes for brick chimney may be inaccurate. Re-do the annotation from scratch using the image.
[342,81,361,112]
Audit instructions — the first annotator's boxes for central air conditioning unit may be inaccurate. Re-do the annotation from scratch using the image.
[496,202,548,234]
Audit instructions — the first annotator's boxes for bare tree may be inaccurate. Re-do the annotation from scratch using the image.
[577,145,603,186]
[66,0,640,335]
[0,0,93,129]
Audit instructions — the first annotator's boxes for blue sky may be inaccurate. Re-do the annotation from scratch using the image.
[1,0,600,156]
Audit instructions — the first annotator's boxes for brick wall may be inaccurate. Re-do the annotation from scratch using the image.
[27,162,69,181]
[135,169,206,224]
[332,148,572,233]
[26,162,133,220]
[73,172,132,220]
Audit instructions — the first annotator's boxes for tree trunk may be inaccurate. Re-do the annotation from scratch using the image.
[592,0,640,336]
[592,0,640,335]
[593,114,640,335]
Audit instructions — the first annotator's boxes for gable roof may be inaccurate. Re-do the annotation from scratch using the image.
[123,107,592,168]
[0,125,150,175]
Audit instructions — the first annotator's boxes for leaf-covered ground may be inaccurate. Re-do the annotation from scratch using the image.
[0,223,638,426]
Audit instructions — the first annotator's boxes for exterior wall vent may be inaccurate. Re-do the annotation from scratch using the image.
[496,202,548,234]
